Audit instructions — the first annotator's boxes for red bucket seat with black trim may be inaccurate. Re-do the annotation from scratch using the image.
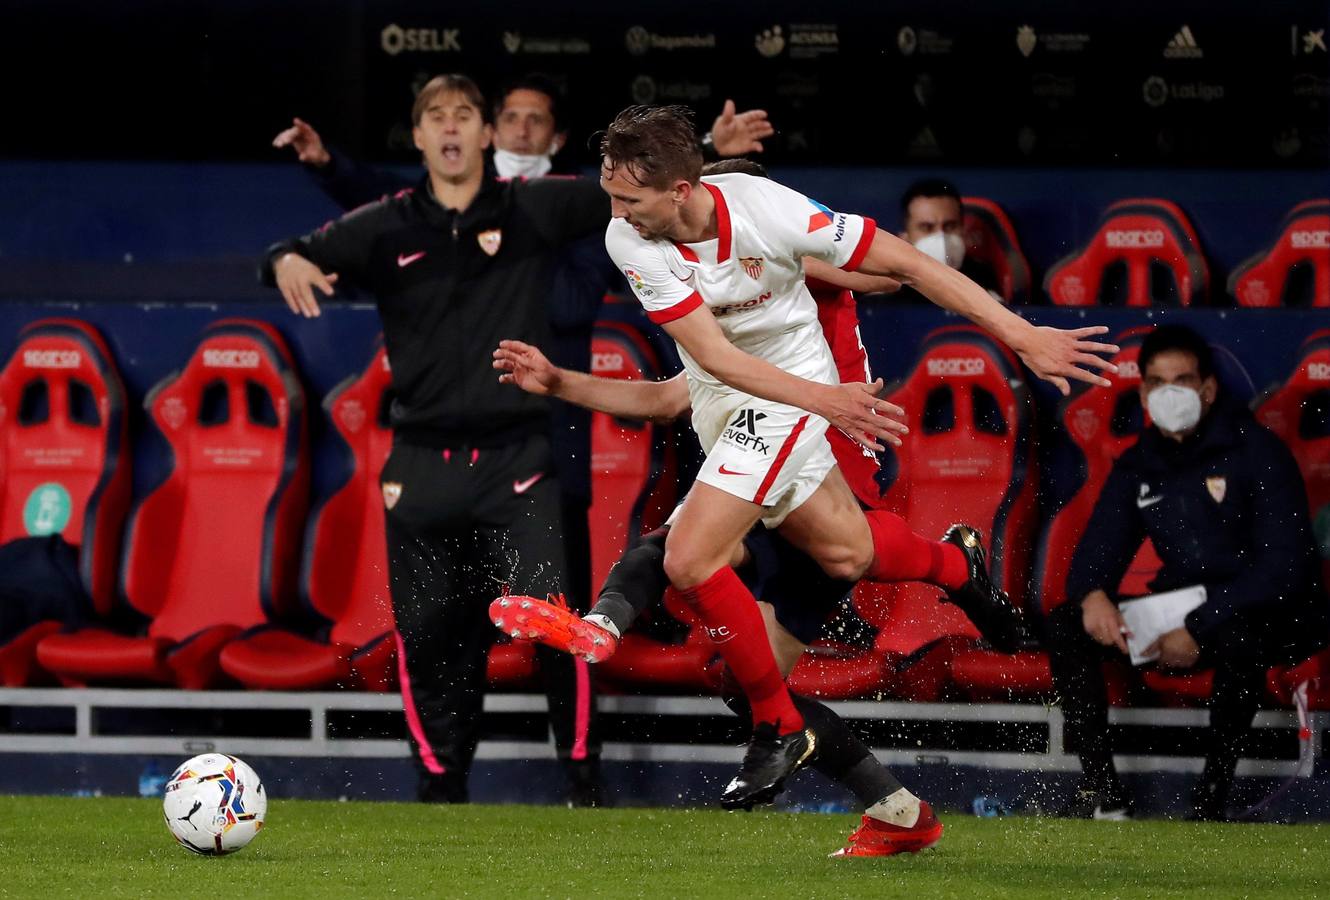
[789,327,1038,700]
[37,320,309,688]
[962,197,1033,305]
[0,319,130,685]
[220,339,399,690]
[1046,199,1209,307]
[951,329,1156,701]
[1230,200,1330,308]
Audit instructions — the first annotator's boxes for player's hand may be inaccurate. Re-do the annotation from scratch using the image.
[816,379,908,452]
[1149,627,1201,669]
[272,117,332,167]
[493,339,563,396]
[274,253,337,318]
[709,100,774,156]
[1013,325,1120,396]
[1081,590,1129,655]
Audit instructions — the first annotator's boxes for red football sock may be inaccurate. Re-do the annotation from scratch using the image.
[864,510,968,590]
[679,567,804,733]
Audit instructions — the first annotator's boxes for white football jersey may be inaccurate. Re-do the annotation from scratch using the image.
[605,173,876,404]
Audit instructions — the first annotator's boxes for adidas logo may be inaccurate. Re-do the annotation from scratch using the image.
[1164,25,1203,59]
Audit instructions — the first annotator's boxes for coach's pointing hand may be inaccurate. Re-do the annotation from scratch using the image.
[274,253,338,318]
[272,117,332,167]
[818,379,908,452]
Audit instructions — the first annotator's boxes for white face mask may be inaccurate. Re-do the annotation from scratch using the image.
[1147,384,1203,434]
[492,147,556,179]
[914,231,967,269]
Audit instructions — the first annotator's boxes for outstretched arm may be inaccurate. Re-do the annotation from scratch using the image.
[494,340,691,423]
[661,308,907,451]
[854,228,1118,395]
[803,257,901,295]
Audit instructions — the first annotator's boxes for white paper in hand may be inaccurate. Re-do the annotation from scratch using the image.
[1118,585,1207,666]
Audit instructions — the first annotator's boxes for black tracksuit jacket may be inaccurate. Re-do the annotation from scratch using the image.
[260,174,609,448]
[1066,394,1329,664]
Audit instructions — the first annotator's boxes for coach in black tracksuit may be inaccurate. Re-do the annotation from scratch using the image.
[1049,325,1329,821]
[260,75,607,804]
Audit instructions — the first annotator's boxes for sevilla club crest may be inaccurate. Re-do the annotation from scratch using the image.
[1205,476,1227,504]
[739,256,764,280]
[382,481,403,510]
[477,229,502,256]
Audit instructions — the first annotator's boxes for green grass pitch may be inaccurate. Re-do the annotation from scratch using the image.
[1,795,1328,898]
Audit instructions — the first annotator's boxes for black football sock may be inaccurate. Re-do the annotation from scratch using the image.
[587,528,669,636]
[723,690,903,807]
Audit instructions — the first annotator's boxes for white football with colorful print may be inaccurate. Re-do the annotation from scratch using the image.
[162,753,267,855]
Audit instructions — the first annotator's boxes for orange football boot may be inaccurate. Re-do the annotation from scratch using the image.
[830,802,944,858]
[488,592,617,663]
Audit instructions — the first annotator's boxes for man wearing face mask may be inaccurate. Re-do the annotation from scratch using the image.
[1049,324,1328,821]
[894,178,1001,302]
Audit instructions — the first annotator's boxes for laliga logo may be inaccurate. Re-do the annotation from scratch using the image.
[203,349,261,369]
[591,352,625,374]
[1308,362,1330,382]
[1106,230,1166,248]
[23,349,81,369]
[1291,230,1330,249]
[927,357,986,377]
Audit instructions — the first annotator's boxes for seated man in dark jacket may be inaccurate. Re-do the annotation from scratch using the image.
[1049,324,1329,821]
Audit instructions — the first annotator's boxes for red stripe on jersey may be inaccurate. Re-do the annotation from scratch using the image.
[702,182,732,262]
[842,217,878,271]
[673,241,700,263]
[646,291,705,324]
[753,415,809,505]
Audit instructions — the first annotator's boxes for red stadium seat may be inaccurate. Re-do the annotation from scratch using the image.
[0,319,130,685]
[1268,647,1330,711]
[1252,331,1330,708]
[37,320,309,688]
[962,197,1033,305]
[581,323,705,693]
[1253,329,1330,594]
[1230,200,1330,308]
[1045,199,1210,307]
[598,588,717,694]
[221,340,397,691]
[790,327,1039,701]
[587,322,676,594]
[951,330,1158,700]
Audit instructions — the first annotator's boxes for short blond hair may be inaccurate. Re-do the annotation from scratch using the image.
[411,74,486,126]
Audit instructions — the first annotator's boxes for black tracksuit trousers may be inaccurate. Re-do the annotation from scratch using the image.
[381,435,598,789]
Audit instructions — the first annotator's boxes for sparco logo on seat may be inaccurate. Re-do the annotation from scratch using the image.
[23,350,81,369]
[927,357,986,377]
[203,349,261,369]
[1105,230,1166,248]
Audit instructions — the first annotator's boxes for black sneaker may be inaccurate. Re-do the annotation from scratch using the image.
[1055,786,1134,821]
[720,722,817,811]
[564,759,604,809]
[940,524,1030,653]
[417,772,468,804]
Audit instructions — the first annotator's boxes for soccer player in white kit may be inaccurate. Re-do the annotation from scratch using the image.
[596,106,1118,809]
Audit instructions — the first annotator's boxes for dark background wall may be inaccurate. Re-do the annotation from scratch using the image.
[3,0,1326,168]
